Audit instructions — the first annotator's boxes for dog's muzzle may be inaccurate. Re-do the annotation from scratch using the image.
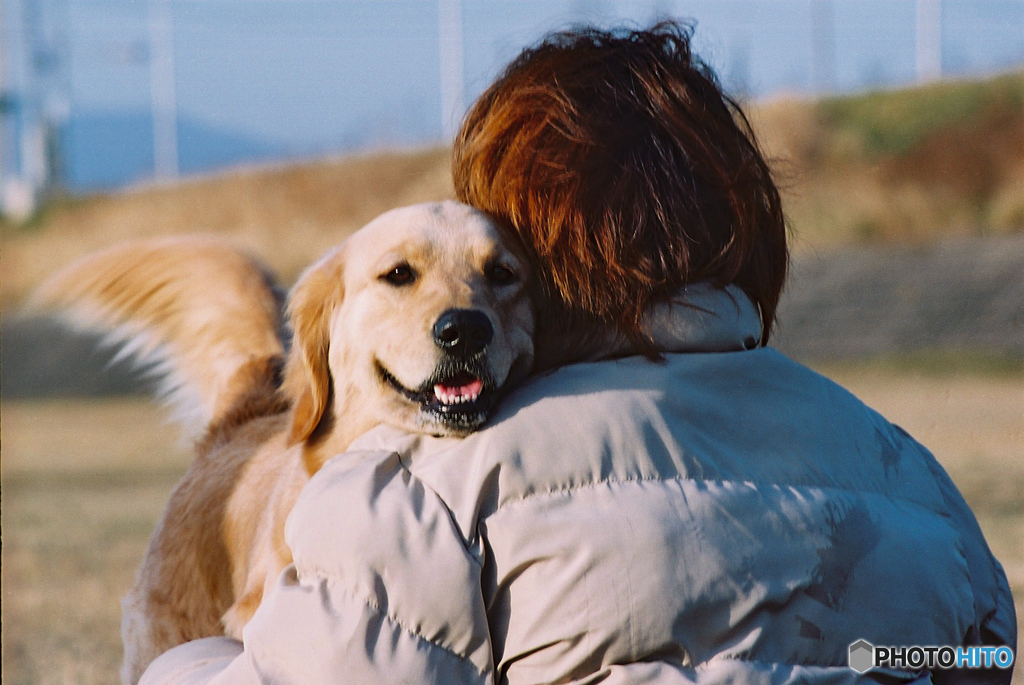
[378,308,501,434]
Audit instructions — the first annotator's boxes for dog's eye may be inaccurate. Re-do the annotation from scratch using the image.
[382,264,416,286]
[486,263,517,286]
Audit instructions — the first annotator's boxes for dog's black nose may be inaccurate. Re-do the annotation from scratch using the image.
[433,309,493,357]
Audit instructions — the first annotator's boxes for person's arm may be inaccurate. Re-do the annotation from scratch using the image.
[923,450,1017,685]
[140,450,495,685]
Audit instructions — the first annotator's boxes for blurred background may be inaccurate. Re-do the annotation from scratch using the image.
[2,0,1024,199]
[2,1,1022,683]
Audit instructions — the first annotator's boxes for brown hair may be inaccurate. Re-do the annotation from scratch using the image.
[453,22,787,359]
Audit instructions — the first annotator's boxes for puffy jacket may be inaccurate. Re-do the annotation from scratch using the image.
[141,286,1016,685]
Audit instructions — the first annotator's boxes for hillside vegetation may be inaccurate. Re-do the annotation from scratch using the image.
[2,70,1022,308]
[754,70,1024,248]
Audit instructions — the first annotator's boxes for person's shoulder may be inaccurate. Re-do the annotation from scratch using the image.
[498,355,672,414]
[413,351,824,506]
[494,347,863,433]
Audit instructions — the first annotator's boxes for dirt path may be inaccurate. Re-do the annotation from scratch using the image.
[773,235,1024,360]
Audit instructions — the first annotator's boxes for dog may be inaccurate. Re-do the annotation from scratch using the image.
[31,201,537,684]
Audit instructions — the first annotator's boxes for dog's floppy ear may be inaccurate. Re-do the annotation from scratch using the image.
[283,250,344,444]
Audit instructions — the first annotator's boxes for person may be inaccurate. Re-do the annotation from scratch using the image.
[141,23,1015,685]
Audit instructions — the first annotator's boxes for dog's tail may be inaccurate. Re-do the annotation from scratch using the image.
[29,236,288,439]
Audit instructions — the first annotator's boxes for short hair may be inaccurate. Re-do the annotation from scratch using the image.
[453,22,788,358]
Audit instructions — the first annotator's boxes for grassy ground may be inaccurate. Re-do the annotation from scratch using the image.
[1,401,189,685]
[2,366,1022,683]
[751,70,1024,249]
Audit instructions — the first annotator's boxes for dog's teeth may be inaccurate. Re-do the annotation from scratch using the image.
[434,380,483,407]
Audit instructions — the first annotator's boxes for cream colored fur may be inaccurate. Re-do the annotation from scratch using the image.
[31,201,536,684]
[29,235,287,438]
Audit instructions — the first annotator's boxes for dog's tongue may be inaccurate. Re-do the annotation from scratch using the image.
[434,378,483,402]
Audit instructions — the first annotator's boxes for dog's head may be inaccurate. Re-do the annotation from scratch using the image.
[283,201,535,448]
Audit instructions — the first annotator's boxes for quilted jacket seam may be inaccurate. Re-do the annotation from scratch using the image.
[491,473,954,521]
[300,568,491,680]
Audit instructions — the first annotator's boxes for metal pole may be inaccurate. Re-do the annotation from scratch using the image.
[438,0,464,142]
[149,0,178,179]
[916,0,942,83]
[19,0,48,200]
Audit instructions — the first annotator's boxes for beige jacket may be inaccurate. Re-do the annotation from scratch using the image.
[142,286,1015,685]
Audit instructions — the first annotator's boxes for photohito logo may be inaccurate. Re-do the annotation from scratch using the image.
[848,640,1015,674]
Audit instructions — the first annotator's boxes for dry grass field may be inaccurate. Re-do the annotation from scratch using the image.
[2,365,1022,683]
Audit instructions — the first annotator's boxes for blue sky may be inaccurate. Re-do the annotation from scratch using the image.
[3,0,1024,192]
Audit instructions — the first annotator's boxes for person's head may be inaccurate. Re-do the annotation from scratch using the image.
[453,22,787,363]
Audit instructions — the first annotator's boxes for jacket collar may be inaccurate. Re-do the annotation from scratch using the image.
[588,283,762,360]
[538,283,764,367]
[642,283,762,354]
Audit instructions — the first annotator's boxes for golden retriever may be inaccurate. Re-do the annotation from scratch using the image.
[32,201,536,684]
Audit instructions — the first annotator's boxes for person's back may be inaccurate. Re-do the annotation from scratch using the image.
[337,290,1014,683]
[139,288,1015,685]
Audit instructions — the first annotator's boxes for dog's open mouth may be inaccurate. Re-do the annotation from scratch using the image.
[378,361,496,432]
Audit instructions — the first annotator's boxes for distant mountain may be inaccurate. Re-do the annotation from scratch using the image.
[60,110,285,191]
